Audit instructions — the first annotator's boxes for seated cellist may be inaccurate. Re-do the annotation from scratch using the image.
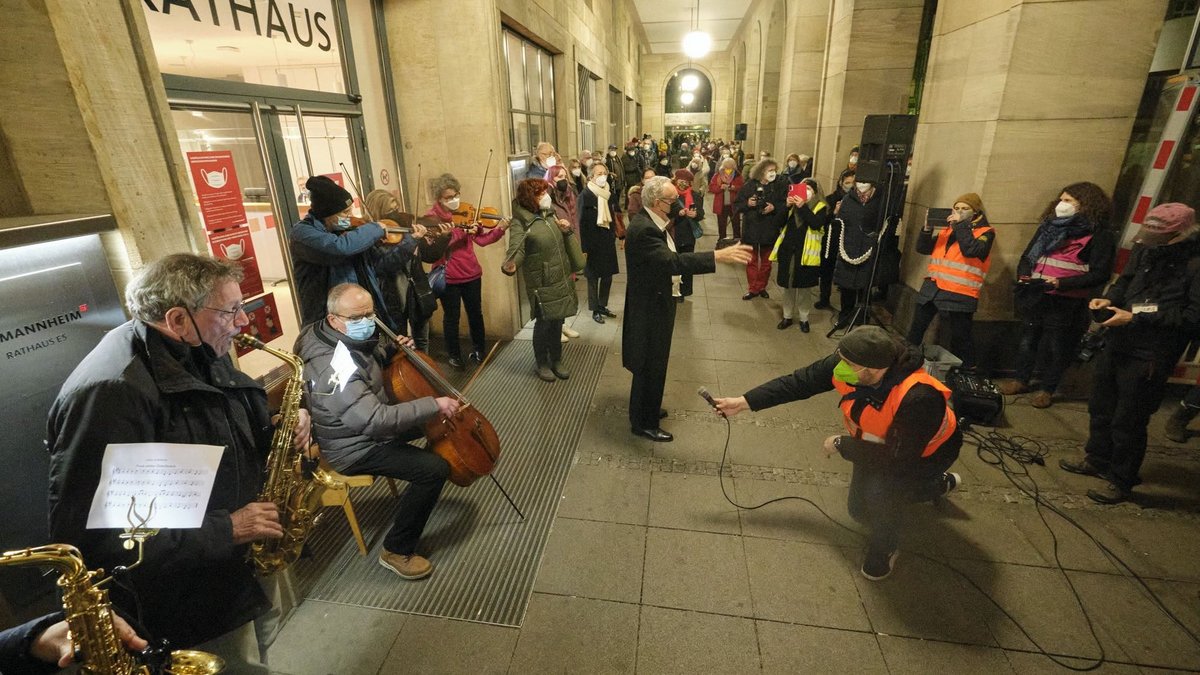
[294,283,460,580]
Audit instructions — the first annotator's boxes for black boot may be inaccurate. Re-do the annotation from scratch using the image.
[1165,404,1199,443]
[534,345,555,382]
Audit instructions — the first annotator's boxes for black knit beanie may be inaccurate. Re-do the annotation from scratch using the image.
[837,326,900,368]
[306,175,353,220]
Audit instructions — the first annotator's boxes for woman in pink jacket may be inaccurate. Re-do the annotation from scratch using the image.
[426,173,509,368]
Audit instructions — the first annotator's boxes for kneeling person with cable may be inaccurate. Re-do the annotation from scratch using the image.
[712,326,961,581]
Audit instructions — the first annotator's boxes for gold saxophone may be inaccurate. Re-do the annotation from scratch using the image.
[235,333,334,575]
[0,544,224,674]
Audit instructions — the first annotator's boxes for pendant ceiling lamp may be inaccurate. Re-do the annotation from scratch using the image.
[681,1,711,59]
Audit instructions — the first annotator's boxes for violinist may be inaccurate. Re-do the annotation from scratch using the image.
[291,175,408,330]
[364,189,451,352]
[295,283,460,580]
[426,173,510,369]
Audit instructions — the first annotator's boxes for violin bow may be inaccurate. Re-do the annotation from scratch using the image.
[473,149,493,228]
[339,162,376,221]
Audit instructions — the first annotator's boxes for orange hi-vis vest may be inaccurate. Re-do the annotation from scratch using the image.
[927,224,993,298]
[831,370,957,458]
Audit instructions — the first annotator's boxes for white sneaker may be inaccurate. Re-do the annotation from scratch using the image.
[942,472,961,497]
[560,332,569,343]
[562,325,580,338]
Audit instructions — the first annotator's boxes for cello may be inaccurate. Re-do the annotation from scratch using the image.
[372,318,523,518]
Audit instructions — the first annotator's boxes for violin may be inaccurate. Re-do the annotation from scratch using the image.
[450,202,506,230]
[348,215,414,245]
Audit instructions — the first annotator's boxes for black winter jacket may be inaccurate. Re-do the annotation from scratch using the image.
[46,321,273,648]
[733,179,788,246]
[832,189,885,290]
[743,344,961,468]
[1103,235,1200,362]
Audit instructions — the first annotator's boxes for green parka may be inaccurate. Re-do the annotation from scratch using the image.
[503,202,586,320]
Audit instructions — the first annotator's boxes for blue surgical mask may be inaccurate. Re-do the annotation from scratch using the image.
[335,216,353,231]
[344,317,375,341]
[833,360,861,385]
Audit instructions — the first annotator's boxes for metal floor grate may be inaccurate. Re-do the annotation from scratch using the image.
[290,339,608,627]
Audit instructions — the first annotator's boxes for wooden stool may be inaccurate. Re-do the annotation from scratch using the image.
[316,455,399,556]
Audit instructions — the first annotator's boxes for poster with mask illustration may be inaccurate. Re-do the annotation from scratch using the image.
[187,151,248,231]
[236,292,283,356]
[207,225,263,297]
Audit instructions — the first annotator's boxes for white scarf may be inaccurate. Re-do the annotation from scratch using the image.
[587,181,612,229]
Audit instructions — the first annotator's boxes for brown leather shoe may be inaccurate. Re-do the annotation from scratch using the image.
[1030,391,1053,408]
[995,379,1028,395]
[379,550,433,580]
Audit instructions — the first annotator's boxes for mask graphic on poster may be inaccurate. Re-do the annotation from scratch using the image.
[220,241,245,261]
[202,168,229,189]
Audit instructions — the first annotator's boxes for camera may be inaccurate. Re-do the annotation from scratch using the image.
[754,186,769,214]
[1077,327,1108,363]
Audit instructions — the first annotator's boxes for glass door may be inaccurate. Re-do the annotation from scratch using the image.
[171,103,369,379]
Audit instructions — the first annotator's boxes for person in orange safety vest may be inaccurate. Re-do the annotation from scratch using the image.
[906,192,994,368]
[713,326,962,581]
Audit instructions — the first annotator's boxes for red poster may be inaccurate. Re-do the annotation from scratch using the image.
[322,172,344,186]
[236,293,284,356]
[187,151,248,232]
[208,226,264,298]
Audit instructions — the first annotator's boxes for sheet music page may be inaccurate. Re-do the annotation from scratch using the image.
[85,443,224,529]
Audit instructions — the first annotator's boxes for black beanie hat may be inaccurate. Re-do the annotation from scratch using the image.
[837,326,900,369]
[306,175,353,220]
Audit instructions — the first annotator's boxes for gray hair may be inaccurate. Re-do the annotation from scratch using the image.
[642,176,674,208]
[429,173,461,202]
[125,253,243,322]
[750,159,778,183]
[326,283,369,315]
[588,161,608,178]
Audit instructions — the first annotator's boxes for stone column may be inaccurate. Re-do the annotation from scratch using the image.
[383,0,521,337]
[813,0,923,192]
[2,0,202,280]
[774,0,833,161]
[898,0,1166,342]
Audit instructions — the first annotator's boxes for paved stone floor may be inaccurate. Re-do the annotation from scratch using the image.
[269,217,1200,674]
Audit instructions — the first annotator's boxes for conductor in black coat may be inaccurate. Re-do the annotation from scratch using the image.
[624,177,752,441]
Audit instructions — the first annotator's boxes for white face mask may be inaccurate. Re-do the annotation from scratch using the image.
[628,151,636,156]
[583,159,593,168]
[594,175,607,187]
[855,182,871,194]
[571,168,582,177]
[849,156,858,166]
[608,150,617,157]
[544,156,557,168]
[788,161,798,169]
[721,152,730,158]
[765,171,778,182]
[443,197,461,211]
[538,193,553,210]
[1055,200,1077,218]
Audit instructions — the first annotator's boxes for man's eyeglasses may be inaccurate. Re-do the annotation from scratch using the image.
[204,301,247,320]
[336,312,376,323]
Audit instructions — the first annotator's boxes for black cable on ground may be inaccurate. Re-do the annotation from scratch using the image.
[711,412,1200,671]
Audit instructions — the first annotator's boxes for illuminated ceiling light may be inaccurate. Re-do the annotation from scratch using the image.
[680,74,700,92]
[680,92,695,105]
[682,31,712,59]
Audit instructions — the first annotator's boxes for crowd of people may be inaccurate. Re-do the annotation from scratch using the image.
[6,128,1199,672]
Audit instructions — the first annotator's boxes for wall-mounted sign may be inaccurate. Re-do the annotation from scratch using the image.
[380,168,390,186]
[208,225,264,297]
[236,292,284,355]
[187,151,248,232]
[143,0,335,51]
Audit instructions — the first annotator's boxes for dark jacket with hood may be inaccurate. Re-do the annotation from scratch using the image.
[290,213,399,331]
[733,177,788,246]
[743,343,961,468]
[1102,234,1200,363]
[46,321,273,648]
[293,320,439,472]
[502,202,586,321]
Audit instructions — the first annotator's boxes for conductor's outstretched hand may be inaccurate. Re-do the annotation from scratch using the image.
[715,244,753,265]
